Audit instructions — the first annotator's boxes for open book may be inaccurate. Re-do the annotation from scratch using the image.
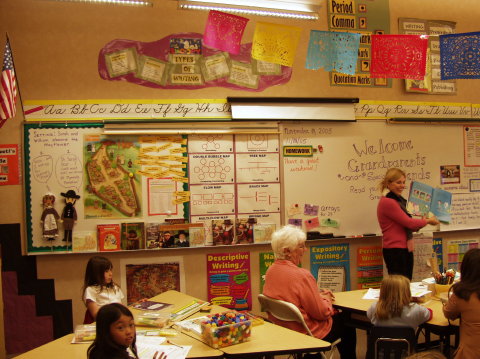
[132,300,172,311]
[407,181,452,223]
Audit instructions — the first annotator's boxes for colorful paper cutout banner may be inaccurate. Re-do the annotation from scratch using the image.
[203,10,249,55]
[306,30,361,75]
[251,22,302,67]
[440,31,480,79]
[371,34,428,80]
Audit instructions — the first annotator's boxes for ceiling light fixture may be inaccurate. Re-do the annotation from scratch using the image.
[228,97,359,121]
[40,0,153,6]
[178,0,320,20]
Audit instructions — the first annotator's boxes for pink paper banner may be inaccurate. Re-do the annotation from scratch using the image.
[203,10,249,55]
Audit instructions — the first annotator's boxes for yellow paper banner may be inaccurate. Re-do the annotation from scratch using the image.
[252,22,302,67]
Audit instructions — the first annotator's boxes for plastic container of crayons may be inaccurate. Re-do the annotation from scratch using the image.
[200,311,252,348]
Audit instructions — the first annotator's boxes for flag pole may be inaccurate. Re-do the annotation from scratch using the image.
[5,33,26,121]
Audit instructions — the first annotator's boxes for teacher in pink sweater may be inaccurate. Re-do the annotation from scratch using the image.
[263,225,356,359]
[377,168,439,280]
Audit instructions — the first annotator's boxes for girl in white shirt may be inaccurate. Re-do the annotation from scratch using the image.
[82,256,124,324]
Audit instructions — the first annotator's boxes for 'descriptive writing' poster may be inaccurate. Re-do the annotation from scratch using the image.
[207,252,252,310]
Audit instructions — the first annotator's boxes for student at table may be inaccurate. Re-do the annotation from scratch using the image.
[82,256,125,323]
[366,275,432,327]
[377,168,439,280]
[88,303,166,359]
[443,248,480,359]
[262,225,357,359]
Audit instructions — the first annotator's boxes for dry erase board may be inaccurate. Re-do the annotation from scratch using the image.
[281,121,480,236]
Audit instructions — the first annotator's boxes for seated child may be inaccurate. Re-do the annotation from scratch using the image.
[367,275,432,328]
[87,303,167,359]
[82,256,125,323]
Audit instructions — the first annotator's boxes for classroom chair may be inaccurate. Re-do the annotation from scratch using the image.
[83,309,94,324]
[258,294,340,359]
[366,326,416,359]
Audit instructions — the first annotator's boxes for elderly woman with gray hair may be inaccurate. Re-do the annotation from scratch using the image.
[262,225,356,359]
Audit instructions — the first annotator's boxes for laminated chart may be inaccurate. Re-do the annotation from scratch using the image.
[189,134,281,245]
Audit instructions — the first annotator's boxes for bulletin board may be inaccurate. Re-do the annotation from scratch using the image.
[281,120,480,236]
[24,123,282,254]
[24,123,188,254]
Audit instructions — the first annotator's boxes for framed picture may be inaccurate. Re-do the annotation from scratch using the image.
[120,256,185,305]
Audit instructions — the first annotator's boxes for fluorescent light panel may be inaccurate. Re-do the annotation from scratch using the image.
[41,0,152,6]
[104,122,280,135]
[228,98,358,121]
[178,0,319,20]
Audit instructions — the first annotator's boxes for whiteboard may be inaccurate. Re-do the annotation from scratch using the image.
[281,121,480,236]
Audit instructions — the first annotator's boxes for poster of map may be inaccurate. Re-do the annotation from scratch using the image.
[84,134,142,219]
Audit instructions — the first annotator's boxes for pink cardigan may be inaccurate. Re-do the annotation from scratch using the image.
[263,259,333,339]
[377,197,427,249]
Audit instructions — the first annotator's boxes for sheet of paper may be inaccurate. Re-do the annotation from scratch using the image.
[136,343,191,359]
[363,283,432,300]
[362,288,380,300]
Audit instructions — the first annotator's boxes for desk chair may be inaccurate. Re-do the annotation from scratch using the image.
[258,294,340,359]
[83,309,94,324]
[366,326,416,359]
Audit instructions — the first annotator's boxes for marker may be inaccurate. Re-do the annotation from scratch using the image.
[363,233,377,236]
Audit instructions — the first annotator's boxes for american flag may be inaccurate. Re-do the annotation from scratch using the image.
[0,39,18,126]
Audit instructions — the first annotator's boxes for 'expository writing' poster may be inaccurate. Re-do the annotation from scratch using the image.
[310,243,350,292]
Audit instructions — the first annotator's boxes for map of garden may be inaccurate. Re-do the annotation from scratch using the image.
[85,140,141,218]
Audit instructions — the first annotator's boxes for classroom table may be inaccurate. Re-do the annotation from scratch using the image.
[14,290,331,359]
[155,290,332,359]
[332,289,459,356]
[219,320,331,359]
[12,331,223,359]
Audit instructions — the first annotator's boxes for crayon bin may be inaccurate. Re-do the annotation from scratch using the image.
[200,311,252,348]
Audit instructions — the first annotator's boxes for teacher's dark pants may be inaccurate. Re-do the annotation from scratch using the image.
[383,248,413,280]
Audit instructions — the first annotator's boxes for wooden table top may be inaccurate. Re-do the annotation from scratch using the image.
[333,289,459,328]
[15,290,331,359]
[156,290,332,358]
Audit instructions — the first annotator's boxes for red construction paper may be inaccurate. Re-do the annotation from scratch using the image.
[203,11,249,55]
